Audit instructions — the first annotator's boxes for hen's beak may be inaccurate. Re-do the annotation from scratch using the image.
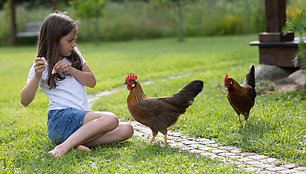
[124,82,127,85]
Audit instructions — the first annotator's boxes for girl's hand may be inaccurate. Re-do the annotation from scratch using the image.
[34,57,47,79]
[53,60,72,74]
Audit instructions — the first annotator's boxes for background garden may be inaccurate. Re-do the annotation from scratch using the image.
[0,0,304,45]
[0,0,305,173]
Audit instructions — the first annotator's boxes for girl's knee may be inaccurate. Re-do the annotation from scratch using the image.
[97,111,117,119]
[120,123,134,139]
[84,111,118,125]
[98,113,119,130]
[108,114,119,128]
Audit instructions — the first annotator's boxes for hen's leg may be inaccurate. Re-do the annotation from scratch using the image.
[243,114,249,128]
[164,133,168,146]
[159,129,168,146]
[234,109,241,125]
[149,130,158,144]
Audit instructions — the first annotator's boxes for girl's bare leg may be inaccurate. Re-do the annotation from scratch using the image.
[84,122,134,147]
[49,111,133,158]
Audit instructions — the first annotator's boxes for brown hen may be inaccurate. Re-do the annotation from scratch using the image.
[124,74,203,145]
[224,64,256,128]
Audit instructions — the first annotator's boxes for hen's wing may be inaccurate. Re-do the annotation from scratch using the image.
[245,85,256,99]
[128,97,185,131]
[227,94,241,115]
[227,84,255,115]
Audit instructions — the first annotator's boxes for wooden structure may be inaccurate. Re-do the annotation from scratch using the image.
[249,0,301,67]
[9,1,56,46]
[16,22,41,37]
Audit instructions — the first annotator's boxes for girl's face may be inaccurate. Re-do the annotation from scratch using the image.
[59,29,77,58]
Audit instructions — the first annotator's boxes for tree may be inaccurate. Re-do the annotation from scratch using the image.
[153,0,198,42]
[5,0,17,45]
[69,0,107,43]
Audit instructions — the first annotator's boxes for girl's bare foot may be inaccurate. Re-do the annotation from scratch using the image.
[48,144,69,158]
[76,145,91,153]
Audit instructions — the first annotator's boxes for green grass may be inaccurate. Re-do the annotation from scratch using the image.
[0,35,305,172]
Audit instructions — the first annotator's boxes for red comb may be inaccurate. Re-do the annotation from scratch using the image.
[224,74,228,83]
[125,73,138,82]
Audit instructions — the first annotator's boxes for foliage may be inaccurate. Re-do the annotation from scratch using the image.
[0,0,305,45]
[152,0,199,41]
[0,0,71,10]
[217,15,243,35]
[0,0,260,45]
[283,9,306,68]
[69,0,106,19]
[0,0,11,45]
[69,0,107,42]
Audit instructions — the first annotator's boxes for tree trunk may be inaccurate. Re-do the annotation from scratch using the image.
[10,0,17,46]
[176,0,184,42]
[51,0,57,11]
[93,19,99,43]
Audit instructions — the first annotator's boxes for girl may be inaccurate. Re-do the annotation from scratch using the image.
[20,12,134,158]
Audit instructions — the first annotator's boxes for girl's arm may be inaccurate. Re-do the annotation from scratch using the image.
[54,61,96,88]
[20,77,40,106]
[69,64,96,88]
[20,58,46,106]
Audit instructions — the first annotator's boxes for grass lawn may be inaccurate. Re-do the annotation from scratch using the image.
[0,34,305,173]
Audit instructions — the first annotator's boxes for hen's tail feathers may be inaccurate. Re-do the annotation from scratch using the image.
[178,80,204,99]
[168,80,203,109]
[243,64,255,88]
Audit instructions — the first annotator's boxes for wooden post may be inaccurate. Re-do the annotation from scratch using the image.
[265,0,286,32]
[10,0,17,46]
[249,0,301,67]
[259,0,294,42]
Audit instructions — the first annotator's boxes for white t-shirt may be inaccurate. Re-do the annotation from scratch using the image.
[26,47,90,111]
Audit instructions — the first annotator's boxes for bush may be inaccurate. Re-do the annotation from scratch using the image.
[283,9,306,68]
[0,0,305,45]
[0,2,11,46]
[216,15,243,35]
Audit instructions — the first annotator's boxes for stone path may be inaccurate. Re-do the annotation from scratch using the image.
[89,75,305,174]
[129,121,305,174]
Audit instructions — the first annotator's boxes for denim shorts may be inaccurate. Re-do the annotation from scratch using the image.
[47,108,89,144]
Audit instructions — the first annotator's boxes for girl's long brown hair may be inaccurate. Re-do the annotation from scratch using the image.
[37,12,82,89]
